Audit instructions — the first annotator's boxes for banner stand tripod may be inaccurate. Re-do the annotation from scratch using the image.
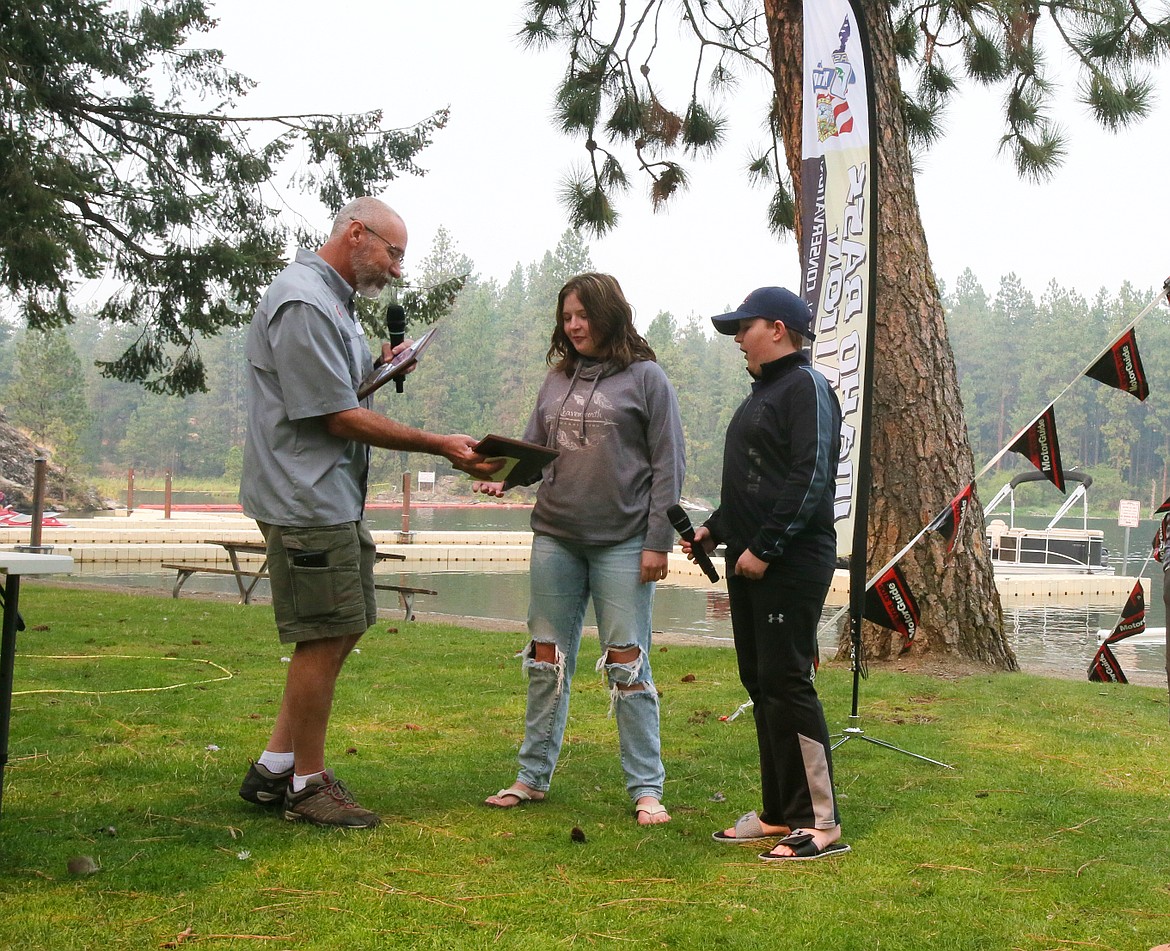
[830,614,953,768]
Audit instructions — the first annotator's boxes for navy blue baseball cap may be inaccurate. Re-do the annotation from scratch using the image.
[711,286,815,340]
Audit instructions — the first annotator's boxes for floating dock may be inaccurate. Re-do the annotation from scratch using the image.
[0,510,1150,606]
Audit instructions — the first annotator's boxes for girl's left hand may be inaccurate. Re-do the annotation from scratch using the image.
[641,549,668,584]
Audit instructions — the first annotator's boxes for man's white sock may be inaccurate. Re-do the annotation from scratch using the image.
[257,751,294,774]
[292,771,326,793]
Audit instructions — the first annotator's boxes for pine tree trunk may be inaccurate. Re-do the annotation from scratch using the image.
[765,0,1016,669]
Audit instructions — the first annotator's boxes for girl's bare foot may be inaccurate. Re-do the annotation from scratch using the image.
[635,796,671,825]
[484,782,545,808]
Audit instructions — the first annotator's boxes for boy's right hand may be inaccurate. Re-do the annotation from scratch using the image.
[681,525,715,559]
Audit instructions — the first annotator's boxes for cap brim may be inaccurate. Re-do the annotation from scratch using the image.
[710,311,747,335]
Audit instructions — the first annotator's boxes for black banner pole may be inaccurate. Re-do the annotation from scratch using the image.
[822,0,950,769]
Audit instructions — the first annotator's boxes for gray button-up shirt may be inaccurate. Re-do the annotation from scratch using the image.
[240,249,373,527]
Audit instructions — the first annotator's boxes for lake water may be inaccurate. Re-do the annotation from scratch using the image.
[68,496,1168,686]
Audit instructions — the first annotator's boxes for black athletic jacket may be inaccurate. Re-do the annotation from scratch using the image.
[704,350,841,581]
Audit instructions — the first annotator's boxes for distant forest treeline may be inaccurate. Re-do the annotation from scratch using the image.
[0,227,1166,515]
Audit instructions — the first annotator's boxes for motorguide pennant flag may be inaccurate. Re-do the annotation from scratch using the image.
[1008,405,1065,492]
[801,0,874,563]
[1087,643,1129,683]
[1102,581,1146,645]
[1084,328,1149,401]
[863,563,920,653]
[927,483,974,554]
[1152,515,1170,562]
[1087,581,1147,682]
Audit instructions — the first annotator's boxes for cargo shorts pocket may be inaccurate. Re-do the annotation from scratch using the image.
[280,526,365,624]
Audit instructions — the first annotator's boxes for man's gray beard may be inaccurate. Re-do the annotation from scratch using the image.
[355,280,385,299]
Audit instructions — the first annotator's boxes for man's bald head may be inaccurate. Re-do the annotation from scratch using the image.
[319,197,408,297]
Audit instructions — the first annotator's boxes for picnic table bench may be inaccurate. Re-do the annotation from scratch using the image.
[163,540,437,619]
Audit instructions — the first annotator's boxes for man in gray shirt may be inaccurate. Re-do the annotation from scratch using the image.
[238,197,499,828]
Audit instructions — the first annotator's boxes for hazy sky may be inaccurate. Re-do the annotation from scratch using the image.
[206,2,1170,327]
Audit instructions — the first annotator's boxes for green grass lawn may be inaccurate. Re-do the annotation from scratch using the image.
[1,586,1167,950]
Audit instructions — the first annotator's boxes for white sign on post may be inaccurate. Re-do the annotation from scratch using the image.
[1118,499,1141,528]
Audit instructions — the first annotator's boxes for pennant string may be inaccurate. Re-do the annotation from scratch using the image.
[815,528,928,642]
[973,286,1167,485]
[1076,291,1166,388]
[879,288,1167,600]
[1099,550,1156,641]
[815,285,1168,649]
[974,402,1056,485]
[817,601,849,641]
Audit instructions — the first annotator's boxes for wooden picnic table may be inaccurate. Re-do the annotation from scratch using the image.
[163,540,436,619]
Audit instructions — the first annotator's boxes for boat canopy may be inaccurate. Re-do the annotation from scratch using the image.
[984,469,1093,530]
[1008,470,1092,490]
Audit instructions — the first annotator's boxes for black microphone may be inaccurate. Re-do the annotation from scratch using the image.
[666,504,720,583]
[386,303,406,393]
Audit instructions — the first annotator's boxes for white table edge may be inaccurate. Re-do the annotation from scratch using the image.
[0,553,76,575]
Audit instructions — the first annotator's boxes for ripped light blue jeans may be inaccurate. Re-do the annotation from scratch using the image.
[515,532,665,802]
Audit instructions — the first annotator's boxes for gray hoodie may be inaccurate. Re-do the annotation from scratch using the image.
[519,357,685,551]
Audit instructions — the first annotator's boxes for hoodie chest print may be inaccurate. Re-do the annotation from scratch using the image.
[554,390,618,451]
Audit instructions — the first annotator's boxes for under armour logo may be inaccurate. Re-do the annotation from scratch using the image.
[767,613,784,624]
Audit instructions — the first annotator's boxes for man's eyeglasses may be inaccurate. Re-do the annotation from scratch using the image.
[351,217,406,265]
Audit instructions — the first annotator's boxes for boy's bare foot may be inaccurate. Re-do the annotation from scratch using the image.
[712,810,789,842]
[760,826,850,861]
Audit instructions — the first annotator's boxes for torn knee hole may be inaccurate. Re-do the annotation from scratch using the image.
[599,644,646,685]
[531,640,559,664]
[523,639,567,693]
[606,645,640,665]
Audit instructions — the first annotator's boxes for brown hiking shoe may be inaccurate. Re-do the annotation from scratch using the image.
[282,769,380,828]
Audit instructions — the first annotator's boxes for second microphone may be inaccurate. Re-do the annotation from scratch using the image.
[666,504,720,584]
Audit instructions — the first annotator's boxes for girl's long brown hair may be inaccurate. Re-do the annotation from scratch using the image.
[547,272,656,374]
